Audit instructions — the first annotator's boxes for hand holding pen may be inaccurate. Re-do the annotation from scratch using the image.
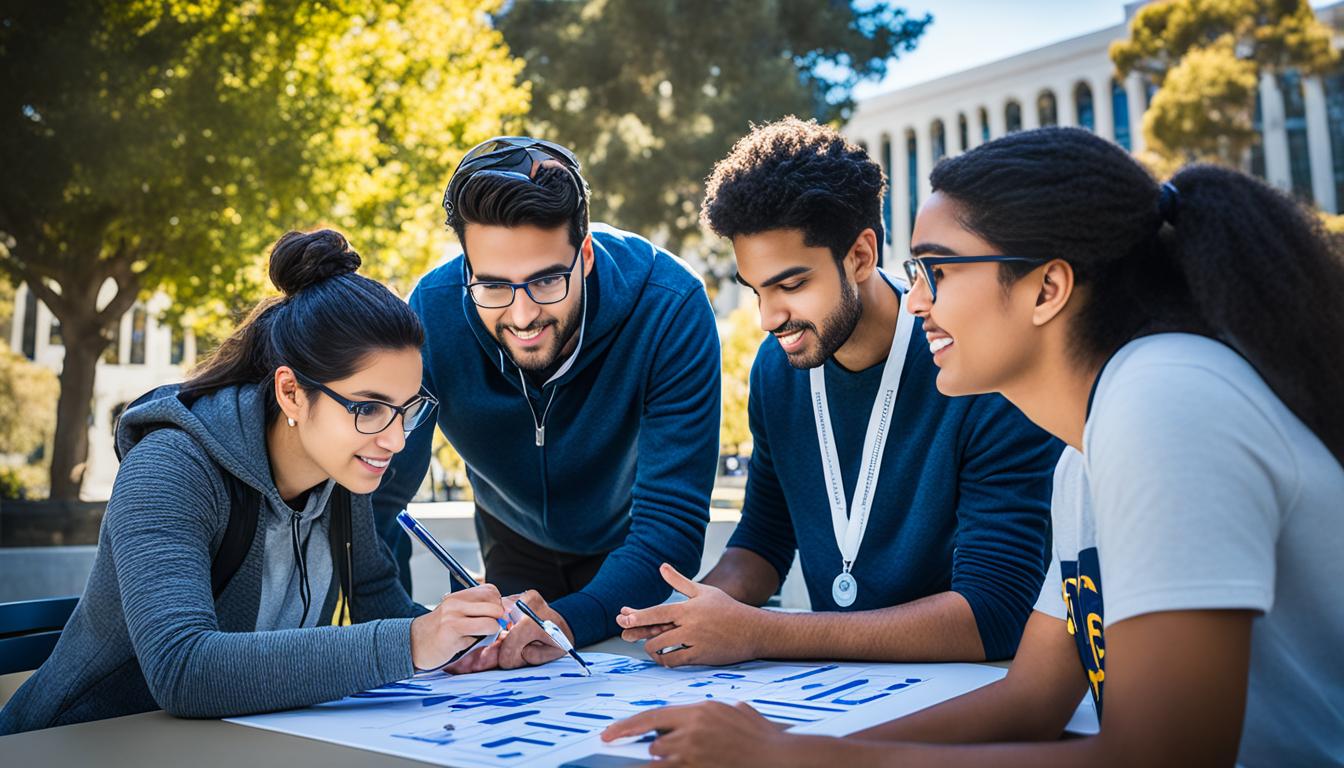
[397,510,592,675]
[407,583,506,671]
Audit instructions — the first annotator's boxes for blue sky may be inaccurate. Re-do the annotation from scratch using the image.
[854,1,1134,98]
[856,0,1337,98]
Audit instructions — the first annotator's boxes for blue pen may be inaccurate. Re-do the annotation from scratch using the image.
[396,509,592,676]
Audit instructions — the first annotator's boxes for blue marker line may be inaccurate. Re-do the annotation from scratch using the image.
[757,712,820,724]
[631,699,668,706]
[805,678,867,701]
[712,673,745,679]
[834,692,889,706]
[481,709,540,725]
[392,733,456,746]
[750,699,846,713]
[567,711,614,720]
[526,721,589,734]
[771,665,838,683]
[497,753,524,759]
[483,736,554,749]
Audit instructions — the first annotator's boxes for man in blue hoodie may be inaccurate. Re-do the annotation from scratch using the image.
[373,137,720,663]
[616,118,1061,667]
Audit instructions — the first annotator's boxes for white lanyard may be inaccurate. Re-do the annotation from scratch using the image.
[809,286,914,606]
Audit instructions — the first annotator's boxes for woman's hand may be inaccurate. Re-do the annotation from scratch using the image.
[409,583,505,670]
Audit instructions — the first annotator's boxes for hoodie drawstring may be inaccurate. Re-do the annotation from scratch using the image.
[290,509,311,627]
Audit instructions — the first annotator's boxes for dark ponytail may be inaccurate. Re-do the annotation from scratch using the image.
[930,127,1344,467]
[182,229,425,422]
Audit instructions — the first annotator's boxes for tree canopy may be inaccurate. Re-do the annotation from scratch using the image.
[0,0,529,497]
[496,0,929,272]
[1110,0,1338,173]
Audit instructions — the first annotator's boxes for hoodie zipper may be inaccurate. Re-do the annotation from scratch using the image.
[516,369,559,532]
[517,367,560,447]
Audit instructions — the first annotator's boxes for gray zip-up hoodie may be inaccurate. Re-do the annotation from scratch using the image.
[0,383,425,735]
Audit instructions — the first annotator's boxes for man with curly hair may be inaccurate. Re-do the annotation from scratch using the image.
[617,117,1061,666]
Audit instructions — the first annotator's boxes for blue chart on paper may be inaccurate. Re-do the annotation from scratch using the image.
[226,653,1007,768]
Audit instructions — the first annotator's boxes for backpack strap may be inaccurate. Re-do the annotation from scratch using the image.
[211,471,260,600]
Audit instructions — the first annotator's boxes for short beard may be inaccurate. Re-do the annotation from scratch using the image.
[495,285,584,374]
[780,275,863,370]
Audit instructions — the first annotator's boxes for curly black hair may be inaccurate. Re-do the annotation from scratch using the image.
[701,116,886,266]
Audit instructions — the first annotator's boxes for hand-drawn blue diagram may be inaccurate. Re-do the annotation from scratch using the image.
[227,653,1007,767]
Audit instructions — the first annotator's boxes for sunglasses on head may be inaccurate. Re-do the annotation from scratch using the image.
[442,136,584,225]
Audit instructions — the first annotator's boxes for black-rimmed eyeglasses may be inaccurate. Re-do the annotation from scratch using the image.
[902,255,1049,302]
[466,247,582,309]
[291,369,438,435]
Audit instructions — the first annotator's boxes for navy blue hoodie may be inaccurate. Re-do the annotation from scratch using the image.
[373,224,721,646]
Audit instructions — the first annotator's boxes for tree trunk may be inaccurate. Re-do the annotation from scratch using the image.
[23,248,139,502]
[48,332,102,500]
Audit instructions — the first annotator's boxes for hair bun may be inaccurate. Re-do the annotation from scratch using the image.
[268,229,362,297]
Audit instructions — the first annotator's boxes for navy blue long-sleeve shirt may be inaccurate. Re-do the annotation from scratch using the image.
[373,225,720,647]
[728,281,1060,659]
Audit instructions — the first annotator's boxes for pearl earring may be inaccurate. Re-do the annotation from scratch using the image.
[287,417,296,427]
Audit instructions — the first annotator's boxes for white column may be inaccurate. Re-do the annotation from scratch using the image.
[1057,83,1077,128]
[1125,73,1147,153]
[33,295,52,362]
[917,120,935,204]
[1092,75,1114,140]
[989,102,1006,139]
[1259,74,1292,192]
[871,132,893,263]
[185,328,198,367]
[1303,75,1337,213]
[8,283,25,351]
[1022,93,1040,130]
[892,129,911,260]
[117,310,132,365]
[967,108,985,149]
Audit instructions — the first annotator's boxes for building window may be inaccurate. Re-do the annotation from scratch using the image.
[1075,82,1095,131]
[170,325,186,365]
[1324,68,1344,212]
[957,113,969,152]
[49,317,62,346]
[1250,89,1266,179]
[1111,78,1131,150]
[102,319,121,364]
[1037,90,1058,127]
[130,306,147,365]
[1279,70,1314,202]
[20,288,37,360]
[930,120,946,162]
[1005,100,1022,133]
[978,107,990,142]
[906,130,918,242]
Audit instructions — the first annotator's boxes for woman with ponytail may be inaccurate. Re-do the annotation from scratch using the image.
[600,128,1343,766]
[1,230,506,734]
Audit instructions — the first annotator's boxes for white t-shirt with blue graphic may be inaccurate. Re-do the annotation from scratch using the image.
[1034,333,1344,767]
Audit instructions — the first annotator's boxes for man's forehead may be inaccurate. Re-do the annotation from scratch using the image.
[464,223,574,279]
[733,230,829,283]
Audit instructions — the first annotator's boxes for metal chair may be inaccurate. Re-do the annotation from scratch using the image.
[0,596,78,676]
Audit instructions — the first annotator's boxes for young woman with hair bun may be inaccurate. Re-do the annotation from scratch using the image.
[2,229,505,734]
